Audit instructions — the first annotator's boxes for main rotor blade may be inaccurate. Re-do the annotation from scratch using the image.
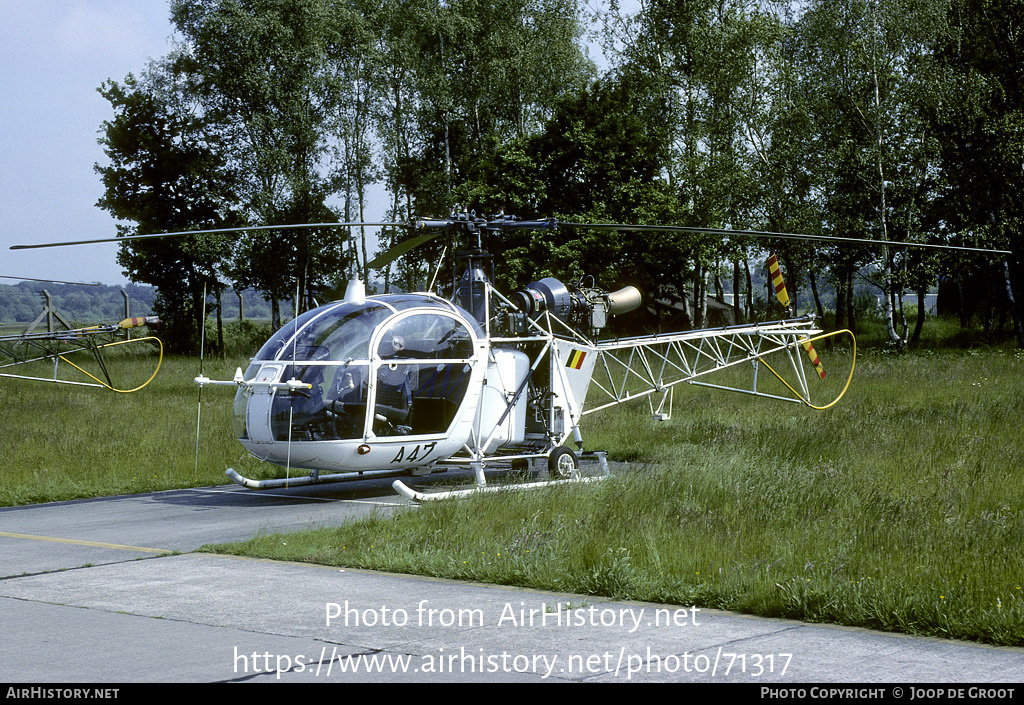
[561,222,1012,255]
[367,230,446,269]
[10,222,405,250]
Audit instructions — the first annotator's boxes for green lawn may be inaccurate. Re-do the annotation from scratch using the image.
[0,352,265,504]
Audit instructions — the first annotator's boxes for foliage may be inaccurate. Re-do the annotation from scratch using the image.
[93,0,1023,343]
[380,0,596,289]
[926,0,1024,344]
[96,68,238,352]
[502,73,686,304]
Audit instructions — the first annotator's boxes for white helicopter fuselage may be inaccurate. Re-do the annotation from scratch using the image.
[210,273,840,499]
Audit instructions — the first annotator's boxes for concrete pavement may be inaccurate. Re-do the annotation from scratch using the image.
[2,478,1023,684]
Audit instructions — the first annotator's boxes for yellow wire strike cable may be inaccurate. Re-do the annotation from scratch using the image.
[758,329,857,410]
[58,336,164,393]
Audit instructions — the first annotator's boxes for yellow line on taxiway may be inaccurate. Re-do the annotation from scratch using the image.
[0,531,171,554]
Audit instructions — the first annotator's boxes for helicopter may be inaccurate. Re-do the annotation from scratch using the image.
[12,213,1011,500]
[0,275,162,392]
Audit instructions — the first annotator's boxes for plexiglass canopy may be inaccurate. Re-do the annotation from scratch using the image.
[235,294,483,446]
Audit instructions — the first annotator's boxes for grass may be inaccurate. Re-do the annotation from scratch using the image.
[0,351,268,504]
[209,344,1024,647]
[2,316,1023,645]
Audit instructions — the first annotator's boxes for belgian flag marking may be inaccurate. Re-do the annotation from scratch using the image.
[566,349,587,370]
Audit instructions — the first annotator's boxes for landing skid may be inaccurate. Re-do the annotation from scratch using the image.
[393,450,611,502]
[224,467,422,490]
[392,475,606,502]
[225,450,611,499]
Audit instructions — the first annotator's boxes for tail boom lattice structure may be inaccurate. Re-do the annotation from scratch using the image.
[582,316,854,415]
[0,322,163,393]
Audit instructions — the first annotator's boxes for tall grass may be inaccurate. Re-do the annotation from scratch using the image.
[212,347,1024,646]
[0,352,267,505]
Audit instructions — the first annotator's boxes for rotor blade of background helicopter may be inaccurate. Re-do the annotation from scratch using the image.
[0,275,101,286]
[559,222,1011,255]
[10,222,406,250]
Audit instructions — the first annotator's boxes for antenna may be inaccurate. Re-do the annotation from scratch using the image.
[194,282,207,477]
[428,246,447,294]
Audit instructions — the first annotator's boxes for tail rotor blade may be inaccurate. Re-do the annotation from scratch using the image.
[767,254,790,309]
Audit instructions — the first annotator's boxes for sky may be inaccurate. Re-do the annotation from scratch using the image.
[0,1,398,289]
[1,1,185,286]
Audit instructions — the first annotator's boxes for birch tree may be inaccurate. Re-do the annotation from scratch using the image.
[170,0,364,318]
[602,0,786,326]
[795,0,947,348]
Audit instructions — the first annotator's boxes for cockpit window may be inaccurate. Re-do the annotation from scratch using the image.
[252,295,482,363]
[238,295,482,444]
[254,302,390,362]
[369,311,477,438]
[376,313,475,360]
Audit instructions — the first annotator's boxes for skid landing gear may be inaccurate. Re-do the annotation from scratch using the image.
[392,450,609,502]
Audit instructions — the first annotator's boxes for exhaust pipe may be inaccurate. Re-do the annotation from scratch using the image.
[607,286,641,316]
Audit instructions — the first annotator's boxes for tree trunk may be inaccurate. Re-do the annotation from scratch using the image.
[910,287,927,347]
[957,273,970,328]
[835,272,847,332]
[846,270,857,335]
[733,258,743,323]
[692,263,706,329]
[1006,259,1024,347]
[744,255,753,321]
[809,270,825,332]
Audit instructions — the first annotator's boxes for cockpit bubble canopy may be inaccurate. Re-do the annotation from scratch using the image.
[234,294,484,446]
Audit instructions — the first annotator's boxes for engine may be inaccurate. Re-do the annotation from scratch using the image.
[510,277,641,335]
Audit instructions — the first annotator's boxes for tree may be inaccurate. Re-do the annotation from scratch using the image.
[793,0,950,348]
[402,0,595,215]
[521,72,684,314]
[601,0,788,327]
[927,0,1024,344]
[363,0,435,292]
[365,0,595,292]
[95,67,237,352]
[170,0,363,317]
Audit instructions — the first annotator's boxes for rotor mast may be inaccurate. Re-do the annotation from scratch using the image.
[412,209,556,323]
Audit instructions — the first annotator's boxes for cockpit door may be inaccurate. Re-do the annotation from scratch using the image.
[367,310,479,440]
[244,363,284,443]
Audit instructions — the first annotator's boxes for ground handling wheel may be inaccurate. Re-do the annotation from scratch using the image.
[548,445,579,479]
